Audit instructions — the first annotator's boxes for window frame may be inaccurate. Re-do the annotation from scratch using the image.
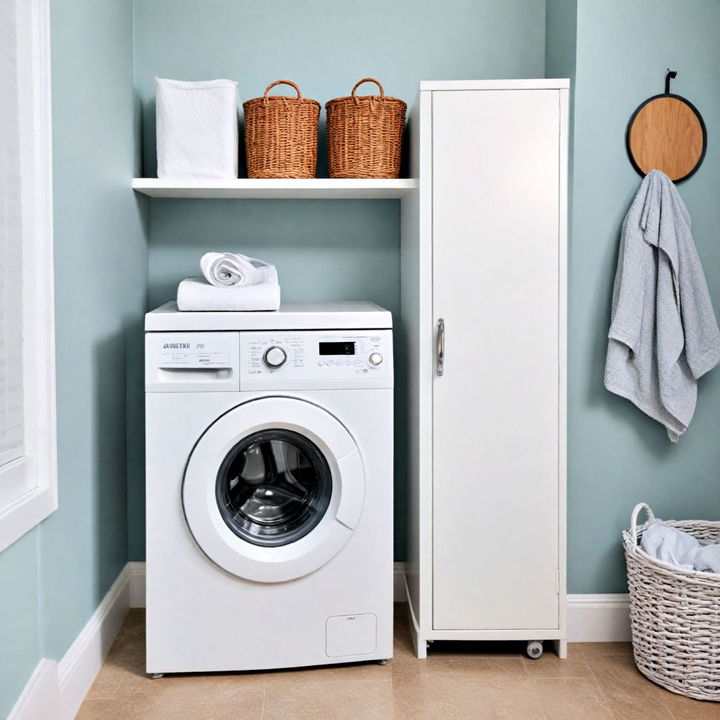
[0,0,57,552]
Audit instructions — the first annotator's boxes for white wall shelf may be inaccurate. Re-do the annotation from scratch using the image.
[132,178,417,199]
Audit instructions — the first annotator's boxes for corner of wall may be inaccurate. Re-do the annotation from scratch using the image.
[544,0,578,82]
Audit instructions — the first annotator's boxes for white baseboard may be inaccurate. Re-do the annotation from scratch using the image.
[7,659,59,720]
[129,561,631,642]
[57,563,132,720]
[8,563,132,720]
[567,593,630,642]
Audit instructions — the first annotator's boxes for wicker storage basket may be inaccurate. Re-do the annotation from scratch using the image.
[243,80,320,178]
[623,503,720,701]
[326,78,406,179]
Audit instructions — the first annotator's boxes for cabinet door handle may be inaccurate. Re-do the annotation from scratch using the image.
[436,318,445,376]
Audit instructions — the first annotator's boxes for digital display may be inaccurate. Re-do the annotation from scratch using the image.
[319,342,356,356]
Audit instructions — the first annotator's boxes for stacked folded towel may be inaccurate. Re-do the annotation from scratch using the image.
[200,252,278,288]
[177,252,280,311]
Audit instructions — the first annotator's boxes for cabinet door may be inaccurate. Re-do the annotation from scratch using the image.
[432,89,561,631]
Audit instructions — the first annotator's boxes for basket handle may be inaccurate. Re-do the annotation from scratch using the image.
[352,78,385,105]
[263,80,302,104]
[630,503,656,544]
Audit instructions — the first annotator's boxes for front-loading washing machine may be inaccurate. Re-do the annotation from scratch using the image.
[144,301,393,673]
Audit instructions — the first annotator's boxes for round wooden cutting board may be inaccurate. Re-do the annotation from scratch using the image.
[627,94,706,182]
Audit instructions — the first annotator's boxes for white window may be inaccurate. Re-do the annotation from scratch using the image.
[0,0,56,551]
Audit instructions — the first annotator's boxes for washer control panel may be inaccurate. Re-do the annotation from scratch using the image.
[240,329,392,388]
[146,329,393,392]
[145,332,240,392]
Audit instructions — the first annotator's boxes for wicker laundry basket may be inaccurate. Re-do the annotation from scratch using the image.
[326,78,406,178]
[623,503,720,701]
[243,80,320,178]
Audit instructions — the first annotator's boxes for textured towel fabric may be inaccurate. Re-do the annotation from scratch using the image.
[177,277,280,311]
[200,252,278,288]
[642,520,720,573]
[156,78,238,179]
[641,520,698,570]
[693,545,720,573]
[604,170,720,441]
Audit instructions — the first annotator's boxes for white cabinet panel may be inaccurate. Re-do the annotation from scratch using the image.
[431,90,561,631]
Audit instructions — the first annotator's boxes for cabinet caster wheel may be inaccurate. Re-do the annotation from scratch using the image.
[377,659,389,665]
[149,673,164,679]
[526,641,543,660]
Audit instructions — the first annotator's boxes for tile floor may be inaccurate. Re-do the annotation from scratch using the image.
[76,606,718,720]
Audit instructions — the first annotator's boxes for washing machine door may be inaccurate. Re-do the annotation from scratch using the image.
[182,397,364,583]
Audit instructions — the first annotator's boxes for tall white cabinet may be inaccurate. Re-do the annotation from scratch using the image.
[401,80,568,658]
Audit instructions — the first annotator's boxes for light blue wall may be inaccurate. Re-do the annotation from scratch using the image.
[0,533,42,719]
[545,0,577,81]
[568,0,720,593]
[0,0,147,713]
[545,0,577,290]
[131,0,547,561]
[41,0,148,658]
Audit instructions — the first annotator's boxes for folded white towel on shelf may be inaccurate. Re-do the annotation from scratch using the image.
[177,277,280,312]
[156,78,239,179]
[200,252,278,288]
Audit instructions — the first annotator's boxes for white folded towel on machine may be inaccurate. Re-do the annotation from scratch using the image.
[177,277,280,312]
[200,252,278,288]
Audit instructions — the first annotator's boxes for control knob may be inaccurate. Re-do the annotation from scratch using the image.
[368,352,383,367]
[263,346,287,368]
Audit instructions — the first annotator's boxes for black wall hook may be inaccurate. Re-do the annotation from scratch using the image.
[665,69,677,95]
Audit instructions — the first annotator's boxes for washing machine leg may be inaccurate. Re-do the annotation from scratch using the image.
[377,659,389,666]
[149,673,164,679]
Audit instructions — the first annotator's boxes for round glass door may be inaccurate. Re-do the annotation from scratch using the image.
[216,429,332,547]
[182,396,365,582]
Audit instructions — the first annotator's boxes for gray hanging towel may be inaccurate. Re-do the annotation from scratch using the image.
[604,170,720,441]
